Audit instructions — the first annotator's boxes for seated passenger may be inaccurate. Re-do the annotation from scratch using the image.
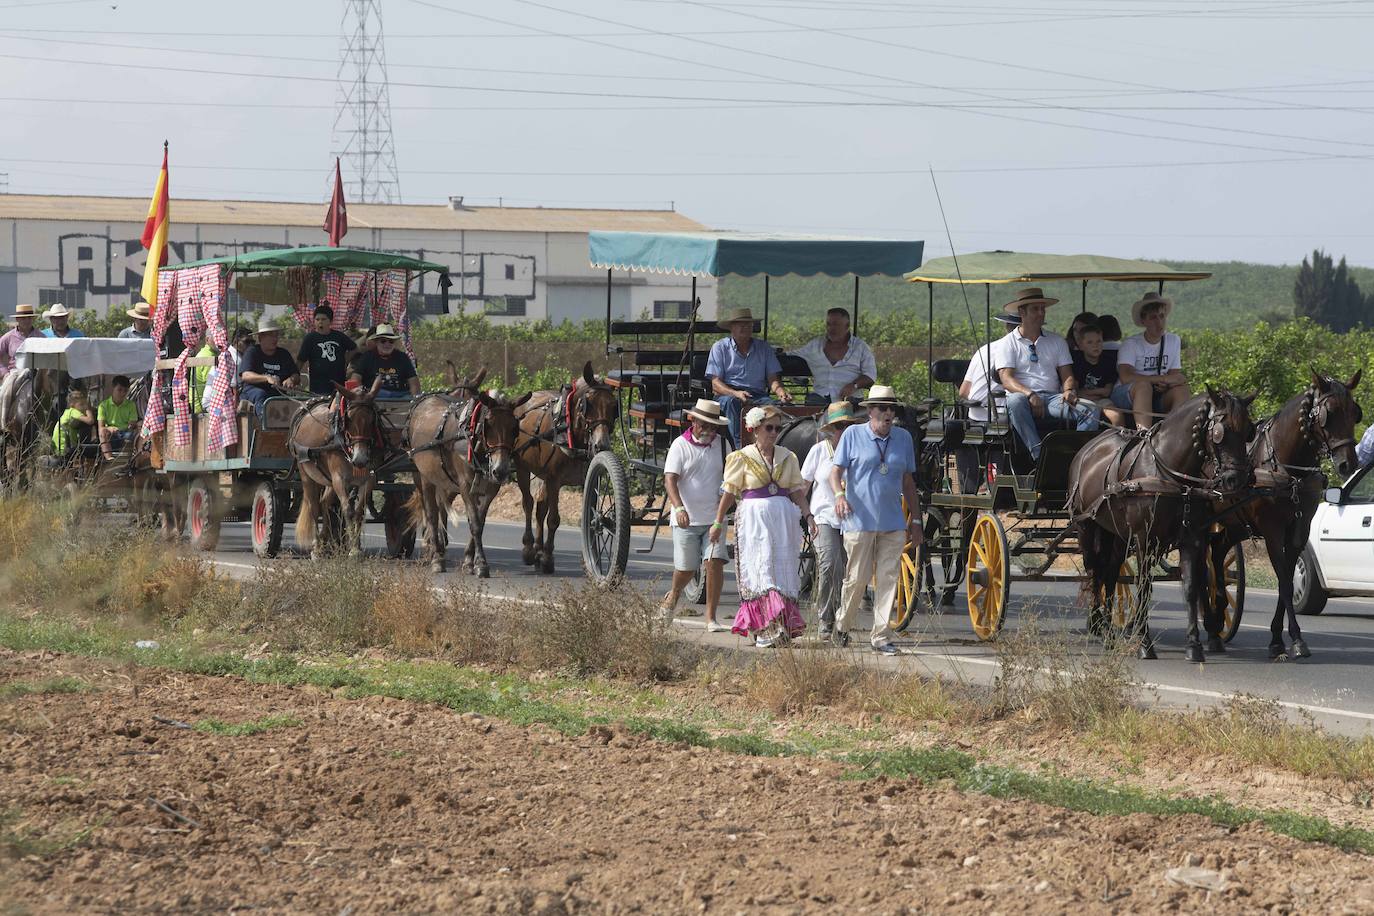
[993,288,1100,462]
[1064,311,1099,353]
[97,375,140,460]
[1098,314,1123,351]
[349,324,419,400]
[1070,323,1126,426]
[51,387,95,463]
[191,340,215,414]
[239,319,301,417]
[706,307,792,445]
[788,307,876,406]
[954,313,1020,493]
[1110,292,1190,426]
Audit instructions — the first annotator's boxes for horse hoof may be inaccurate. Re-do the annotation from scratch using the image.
[541,561,555,575]
[1206,637,1226,654]
[1268,643,1286,660]
[1137,643,1157,661]
[478,566,491,579]
[1292,638,1311,659]
[521,549,536,566]
[1185,644,1206,663]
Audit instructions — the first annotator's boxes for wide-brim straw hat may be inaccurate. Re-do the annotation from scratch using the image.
[126,302,151,321]
[717,307,756,330]
[819,401,862,429]
[1131,291,1174,327]
[372,324,401,341]
[859,384,903,407]
[10,304,36,320]
[744,403,786,430]
[1002,286,1060,316]
[685,398,728,426]
[256,316,280,334]
[45,304,71,318]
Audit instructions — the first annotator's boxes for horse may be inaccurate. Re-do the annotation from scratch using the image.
[1211,369,1361,660]
[408,388,532,575]
[0,368,53,492]
[1068,387,1257,662]
[290,385,384,558]
[513,361,617,574]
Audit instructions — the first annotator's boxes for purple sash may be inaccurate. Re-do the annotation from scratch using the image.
[741,485,789,499]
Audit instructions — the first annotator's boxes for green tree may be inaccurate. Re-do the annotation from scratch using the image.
[1294,249,1365,332]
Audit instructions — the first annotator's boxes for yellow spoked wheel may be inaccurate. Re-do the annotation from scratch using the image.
[892,541,922,633]
[1210,542,1246,642]
[966,513,1010,641]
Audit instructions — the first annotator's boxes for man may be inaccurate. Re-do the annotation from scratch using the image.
[830,384,923,655]
[788,307,877,405]
[993,287,1099,462]
[297,303,357,395]
[661,398,732,632]
[239,318,300,417]
[706,306,792,445]
[0,304,42,380]
[97,375,140,459]
[349,325,419,399]
[118,302,152,340]
[1111,292,1190,426]
[41,304,86,339]
[802,401,861,639]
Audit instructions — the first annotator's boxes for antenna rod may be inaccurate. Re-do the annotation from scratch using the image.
[928,166,988,419]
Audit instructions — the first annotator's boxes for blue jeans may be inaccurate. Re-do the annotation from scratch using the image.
[717,393,778,446]
[375,389,411,400]
[240,385,272,418]
[1006,391,1099,460]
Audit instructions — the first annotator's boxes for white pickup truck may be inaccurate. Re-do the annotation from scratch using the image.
[1296,464,1374,615]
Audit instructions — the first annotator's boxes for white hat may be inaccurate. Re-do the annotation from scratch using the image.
[684,398,728,426]
[45,304,71,318]
[859,384,903,407]
[256,316,279,333]
[372,324,400,341]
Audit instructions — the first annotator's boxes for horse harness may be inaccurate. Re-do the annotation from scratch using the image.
[515,380,618,469]
[1252,382,1358,504]
[407,393,506,486]
[290,395,384,464]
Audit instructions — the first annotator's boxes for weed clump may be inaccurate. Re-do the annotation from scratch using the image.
[992,612,1137,730]
[527,583,697,681]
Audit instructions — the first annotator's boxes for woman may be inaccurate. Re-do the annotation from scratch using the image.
[1065,310,1099,352]
[801,402,861,639]
[710,405,812,648]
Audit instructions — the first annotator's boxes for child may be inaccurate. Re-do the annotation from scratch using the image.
[98,375,141,459]
[1071,324,1125,426]
[52,387,95,462]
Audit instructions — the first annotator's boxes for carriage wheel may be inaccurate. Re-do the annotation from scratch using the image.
[580,451,631,587]
[1212,542,1246,642]
[893,545,921,633]
[383,490,417,559]
[187,475,222,552]
[368,487,386,522]
[966,512,1010,641]
[925,506,965,607]
[250,481,284,559]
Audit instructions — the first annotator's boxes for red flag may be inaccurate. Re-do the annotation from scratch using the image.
[324,158,347,247]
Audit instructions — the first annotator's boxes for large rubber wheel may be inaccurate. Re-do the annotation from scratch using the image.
[581,450,631,587]
[1294,543,1329,616]
[187,476,222,552]
[966,512,1010,641]
[383,491,417,559]
[1212,542,1246,642]
[250,481,284,559]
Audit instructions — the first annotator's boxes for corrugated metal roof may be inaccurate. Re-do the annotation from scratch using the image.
[0,193,709,233]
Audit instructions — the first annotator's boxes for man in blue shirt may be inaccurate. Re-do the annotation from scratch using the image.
[830,385,923,654]
[706,307,792,444]
[41,304,86,339]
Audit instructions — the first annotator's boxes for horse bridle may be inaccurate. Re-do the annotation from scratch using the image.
[292,396,383,461]
[1304,383,1358,455]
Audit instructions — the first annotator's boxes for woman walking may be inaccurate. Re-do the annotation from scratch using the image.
[802,402,861,639]
[710,405,812,648]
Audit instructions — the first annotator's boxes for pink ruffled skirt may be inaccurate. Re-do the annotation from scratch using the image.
[731,589,806,639]
[729,495,804,638]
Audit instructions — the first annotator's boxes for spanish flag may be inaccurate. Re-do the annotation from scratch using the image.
[140,142,170,312]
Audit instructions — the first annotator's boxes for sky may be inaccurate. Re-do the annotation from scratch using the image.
[1,0,1372,265]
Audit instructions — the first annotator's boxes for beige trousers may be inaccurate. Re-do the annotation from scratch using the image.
[837,529,905,647]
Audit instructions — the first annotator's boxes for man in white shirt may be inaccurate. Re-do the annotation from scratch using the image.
[993,287,1100,461]
[801,401,861,638]
[662,399,733,631]
[1110,292,1189,426]
[955,313,1020,493]
[789,308,877,405]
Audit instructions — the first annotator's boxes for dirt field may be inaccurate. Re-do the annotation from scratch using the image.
[4,651,1373,914]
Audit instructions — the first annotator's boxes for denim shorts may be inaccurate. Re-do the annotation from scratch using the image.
[672,524,728,572]
[1110,381,1166,413]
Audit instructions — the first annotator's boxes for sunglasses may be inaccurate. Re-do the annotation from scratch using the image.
[1027,341,1039,363]
[759,424,781,432]
[872,406,896,415]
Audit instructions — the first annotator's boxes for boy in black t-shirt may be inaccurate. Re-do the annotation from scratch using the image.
[240,321,301,416]
[349,324,418,399]
[1070,323,1124,426]
[297,303,357,395]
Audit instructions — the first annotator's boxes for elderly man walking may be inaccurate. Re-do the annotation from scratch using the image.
[830,385,923,654]
[662,399,733,632]
[706,306,792,445]
[789,307,877,405]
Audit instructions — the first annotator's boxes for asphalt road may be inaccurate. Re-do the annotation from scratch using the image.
[208,514,1374,738]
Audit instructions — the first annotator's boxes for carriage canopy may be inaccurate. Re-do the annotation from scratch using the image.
[904,251,1211,285]
[17,337,156,378]
[590,231,924,278]
[165,246,450,276]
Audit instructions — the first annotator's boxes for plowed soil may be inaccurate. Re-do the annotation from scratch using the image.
[4,651,1373,914]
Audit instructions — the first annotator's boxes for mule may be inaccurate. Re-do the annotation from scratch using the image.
[290,385,384,558]
[0,368,53,492]
[1211,369,1361,660]
[408,389,532,575]
[513,361,617,574]
[1069,387,1256,662]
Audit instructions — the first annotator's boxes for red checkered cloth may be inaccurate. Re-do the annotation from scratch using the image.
[142,270,180,439]
[198,266,237,452]
[320,269,415,360]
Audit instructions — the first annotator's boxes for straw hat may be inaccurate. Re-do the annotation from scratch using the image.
[10,304,36,320]
[44,304,71,319]
[1002,287,1060,315]
[372,324,400,341]
[126,302,151,321]
[717,307,756,331]
[819,401,861,429]
[859,384,903,408]
[256,316,280,334]
[685,398,728,426]
[1130,291,1173,328]
[744,404,785,430]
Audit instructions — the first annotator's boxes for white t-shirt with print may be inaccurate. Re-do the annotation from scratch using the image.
[664,434,730,527]
[1117,332,1182,377]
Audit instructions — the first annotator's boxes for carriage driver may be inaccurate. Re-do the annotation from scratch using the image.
[1110,292,1190,426]
[993,287,1100,462]
[706,307,793,446]
[239,317,301,417]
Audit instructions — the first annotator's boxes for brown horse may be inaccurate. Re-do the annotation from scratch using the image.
[1212,370,1361,660]
[1069,388,1256,662]
[407,389,532,575]
[513,361,618,574]
[290,386,383,558]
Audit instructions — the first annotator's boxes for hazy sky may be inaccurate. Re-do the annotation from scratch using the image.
[2,0,1372,265]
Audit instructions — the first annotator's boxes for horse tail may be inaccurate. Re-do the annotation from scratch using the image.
[404,486,427,534]
[295,481,320,549]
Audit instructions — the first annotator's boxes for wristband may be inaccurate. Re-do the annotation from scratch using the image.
[711,521,723,530]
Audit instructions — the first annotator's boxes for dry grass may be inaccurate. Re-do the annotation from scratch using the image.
[527,583,699,681]
[744,646,963,724]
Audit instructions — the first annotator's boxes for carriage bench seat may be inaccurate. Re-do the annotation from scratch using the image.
[262,397,303,431]
[931,358,971,384]
[630,400,672,419]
